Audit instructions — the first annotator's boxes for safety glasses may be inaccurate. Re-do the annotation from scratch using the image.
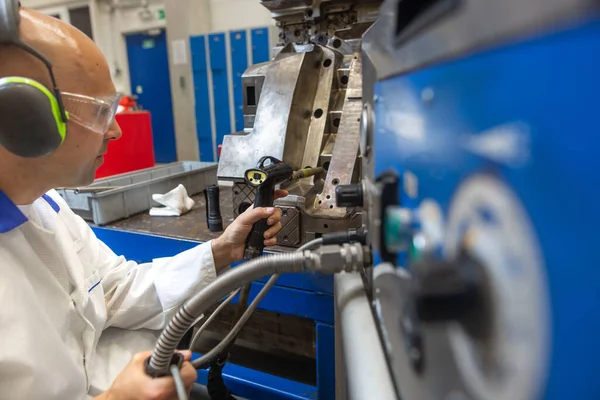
[61,92,122,134]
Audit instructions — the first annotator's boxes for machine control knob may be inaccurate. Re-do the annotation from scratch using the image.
[335,183,364,207]
[412,251,483,323]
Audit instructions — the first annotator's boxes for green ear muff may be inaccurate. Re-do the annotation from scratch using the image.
[0,0,70,158]
[0,77,68,158]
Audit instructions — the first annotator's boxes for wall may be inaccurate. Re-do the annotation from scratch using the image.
[23,0,275,161]
[210,0,274,32]
[94,1,167,94]
[23,0,166,94]
[162,0,212,161]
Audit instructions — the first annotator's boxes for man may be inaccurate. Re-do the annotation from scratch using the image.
[0,7,285,400]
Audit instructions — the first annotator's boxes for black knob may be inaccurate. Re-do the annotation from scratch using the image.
[204,185,223,232]
[412,251,482,323]
[335,183,364,207]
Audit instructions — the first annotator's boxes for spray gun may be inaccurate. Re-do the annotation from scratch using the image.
[242,156,294,259]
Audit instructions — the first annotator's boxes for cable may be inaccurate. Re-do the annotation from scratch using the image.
[148,251,313,373]
[190,288,240,351]
[297,238,324,252]
[147,241,366,375]
[192,273,279,369]
[170,364,189,400]
[194,238,324,369]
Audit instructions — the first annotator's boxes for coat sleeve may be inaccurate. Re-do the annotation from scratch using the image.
[49,191,218,331]
[95,237,217,330]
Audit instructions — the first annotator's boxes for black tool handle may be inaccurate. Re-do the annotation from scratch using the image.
[244,184,274,259]
[204,185,223,232]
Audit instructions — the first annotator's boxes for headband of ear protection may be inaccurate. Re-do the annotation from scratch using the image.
[0,0,70,158]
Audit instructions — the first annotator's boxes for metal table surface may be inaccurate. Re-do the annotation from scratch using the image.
[105,187,289,253]
[106,188,233,243]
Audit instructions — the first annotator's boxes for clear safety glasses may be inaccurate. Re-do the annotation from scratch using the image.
[61,92,122,134]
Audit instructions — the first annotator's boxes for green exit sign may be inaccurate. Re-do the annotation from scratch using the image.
[142,39,155,49]
[157,9,165,20]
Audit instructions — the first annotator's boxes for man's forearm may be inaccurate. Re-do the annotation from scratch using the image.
[211,237,233,271]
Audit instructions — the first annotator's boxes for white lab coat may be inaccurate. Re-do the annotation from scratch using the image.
[0,190,218,399]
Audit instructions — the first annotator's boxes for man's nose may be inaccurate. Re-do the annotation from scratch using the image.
[104,119,122,141]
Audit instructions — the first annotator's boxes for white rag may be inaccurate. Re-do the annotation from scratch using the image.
[149,184,195,217]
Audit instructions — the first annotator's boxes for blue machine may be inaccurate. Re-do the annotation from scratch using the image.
[340,0,600,399]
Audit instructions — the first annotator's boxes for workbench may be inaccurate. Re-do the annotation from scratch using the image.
[90,188,335,400]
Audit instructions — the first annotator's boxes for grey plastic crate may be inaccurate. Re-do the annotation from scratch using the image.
[56,161,217,225]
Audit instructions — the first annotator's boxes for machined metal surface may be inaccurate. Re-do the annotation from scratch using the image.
[277,206,302,246]
[218,0,381,248]
[313,243,370,274]
[261,0,381,47]
[312,52,363,218]
[218,47,322,179]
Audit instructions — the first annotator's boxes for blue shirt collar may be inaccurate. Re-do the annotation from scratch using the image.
[0,191,60,233]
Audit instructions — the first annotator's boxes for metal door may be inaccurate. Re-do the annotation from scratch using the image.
[125,30,177,163]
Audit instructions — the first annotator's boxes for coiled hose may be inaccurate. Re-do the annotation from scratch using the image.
[147,251,315,374]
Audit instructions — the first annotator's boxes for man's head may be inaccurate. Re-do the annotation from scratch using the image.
[0,7,122,199]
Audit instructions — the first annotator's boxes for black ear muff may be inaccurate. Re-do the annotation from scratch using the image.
[0,0,20,45]
[0,82,64,157]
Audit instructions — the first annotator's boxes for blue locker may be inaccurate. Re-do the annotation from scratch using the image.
[229,30,249,132]
[190,35,214,162]
[208,33,232,151]
[251,27,270,64]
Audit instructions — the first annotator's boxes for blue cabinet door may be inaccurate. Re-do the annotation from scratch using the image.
[125,30,177,163]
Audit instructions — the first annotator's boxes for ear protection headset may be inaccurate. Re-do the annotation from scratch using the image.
[0,0,70,158]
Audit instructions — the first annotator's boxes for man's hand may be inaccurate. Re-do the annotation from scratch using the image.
[99,351,197,400]
[212,190,288,269]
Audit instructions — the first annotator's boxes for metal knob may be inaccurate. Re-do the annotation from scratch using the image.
[335,183,364,207]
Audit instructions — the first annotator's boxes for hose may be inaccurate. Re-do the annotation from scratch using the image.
[148,241,368,376]
[148,251,315,373]
[170,364,189,400]
[297,238,324,252]
[190,288,241,352]
[192,238,325,371]
[192,273,279,369]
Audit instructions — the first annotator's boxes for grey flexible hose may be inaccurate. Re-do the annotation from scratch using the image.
[192,272,280,369]
[297,238,324,252]
[190,288,240,351]
[170,364,189,400]
[189,238,325,369]
[149,251,314,373]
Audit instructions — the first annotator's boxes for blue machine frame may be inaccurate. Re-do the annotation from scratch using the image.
[372,16,600,399]
[92,227,335,400]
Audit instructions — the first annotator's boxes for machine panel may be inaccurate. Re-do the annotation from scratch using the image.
[370,16,600,400]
